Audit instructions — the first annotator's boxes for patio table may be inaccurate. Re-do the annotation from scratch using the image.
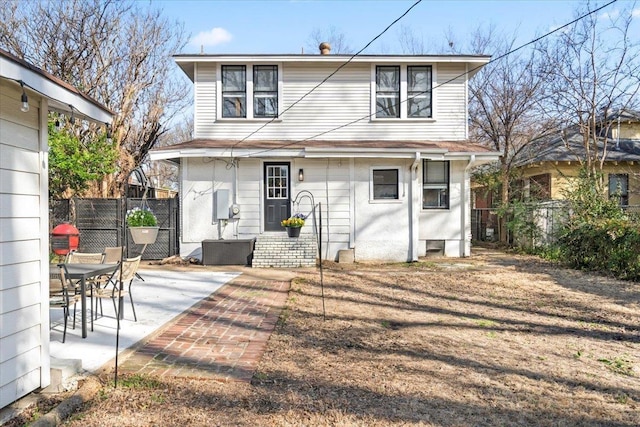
[50,263,118,338]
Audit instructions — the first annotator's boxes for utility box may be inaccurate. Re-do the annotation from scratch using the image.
[202,238,256,266]
[215,189,230,220]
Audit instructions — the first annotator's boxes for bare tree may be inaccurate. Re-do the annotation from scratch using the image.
[465,28,548,243]
[0,0,190,197]
[306,25,352,54]
[537,2,640,183]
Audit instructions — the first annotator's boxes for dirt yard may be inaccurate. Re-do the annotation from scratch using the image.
[10,247,640,426]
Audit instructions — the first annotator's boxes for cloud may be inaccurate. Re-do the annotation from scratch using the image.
[633,8,640,18]
[190,27,232,47]
[599,9,620,20]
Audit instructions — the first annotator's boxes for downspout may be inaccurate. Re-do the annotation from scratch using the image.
[410,152,420,261]
[462,155,476,257]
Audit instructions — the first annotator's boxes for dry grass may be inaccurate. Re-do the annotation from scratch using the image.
[13,247,640,426]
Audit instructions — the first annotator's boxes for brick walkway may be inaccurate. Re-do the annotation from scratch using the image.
[118,278,290,382]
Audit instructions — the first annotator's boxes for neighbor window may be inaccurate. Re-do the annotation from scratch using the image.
[529,173,551,201]
[253,65,278,118]
[609,174,629,206]
[423,160,449,208]
[222,65,246,118]
[372,169,399,200]
[407,66,432,118]
[376,66,400,118]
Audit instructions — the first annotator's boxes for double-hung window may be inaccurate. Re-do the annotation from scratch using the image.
[423,160,449,209]
[220,64,279,119]
[254,65,278,118]
[222,65,246,118]
[376,66,400,118]
[609,174,629,206]
[407,66,432,118]
[374,65,433,119]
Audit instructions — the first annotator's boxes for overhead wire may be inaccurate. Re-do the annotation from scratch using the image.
[230,0,618,158]
[229,0,423,157]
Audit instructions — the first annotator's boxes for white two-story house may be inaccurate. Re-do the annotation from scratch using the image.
[150,47,499,263]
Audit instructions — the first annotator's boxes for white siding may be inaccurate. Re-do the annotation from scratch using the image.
[193,62,468,141]
[0,81,45,408]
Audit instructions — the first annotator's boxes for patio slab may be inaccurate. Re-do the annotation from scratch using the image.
[49,269,240,374]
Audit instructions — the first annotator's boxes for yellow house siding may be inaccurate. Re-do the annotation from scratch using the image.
[520,162,640,205]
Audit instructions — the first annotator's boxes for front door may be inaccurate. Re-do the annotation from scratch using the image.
[264,162,291,231]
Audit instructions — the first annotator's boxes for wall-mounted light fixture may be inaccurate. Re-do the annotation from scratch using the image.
[298,168,304,182]
[20,81,29,113]
[105,123,112,140]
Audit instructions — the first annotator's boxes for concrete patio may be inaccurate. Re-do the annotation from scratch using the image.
[49,268,240,374]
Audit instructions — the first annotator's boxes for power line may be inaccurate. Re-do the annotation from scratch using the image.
[236,0,618,158]
[229,0,423,157]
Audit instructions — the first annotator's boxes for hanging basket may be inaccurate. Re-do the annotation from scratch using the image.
[286,226,301,238]
[129,226,159,245]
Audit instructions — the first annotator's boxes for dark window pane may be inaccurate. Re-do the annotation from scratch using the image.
[376,66,400,118]
[222,65,246,118]
[408,66,432,118]
[373,169,398,199]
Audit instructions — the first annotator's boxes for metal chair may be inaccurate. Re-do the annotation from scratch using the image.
[94,255,142,324]
[49,264,81,343]
[66,251,106,329]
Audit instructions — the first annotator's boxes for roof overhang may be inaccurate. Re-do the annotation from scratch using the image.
[0,49,113,124]
[173,54,491,82]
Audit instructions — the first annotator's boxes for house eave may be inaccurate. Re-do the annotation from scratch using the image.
[174,54,491,82]
[0,50,113,124]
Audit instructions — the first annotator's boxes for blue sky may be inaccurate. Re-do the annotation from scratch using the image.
[155,0,639,55]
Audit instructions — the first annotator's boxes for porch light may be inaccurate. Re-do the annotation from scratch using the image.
[20,82,29,113]
[298,168,304,182]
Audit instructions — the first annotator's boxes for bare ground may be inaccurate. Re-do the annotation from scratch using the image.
[9,247,640,426]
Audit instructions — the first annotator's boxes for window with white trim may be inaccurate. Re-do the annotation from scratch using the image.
[253,65,278,118]
[423,160,449,209]
[374,65,433,119]
[372,168,399,200]
[376,66,400,118]
[219,64,280,119]
[408,66,432,118]
[222,65,246,118]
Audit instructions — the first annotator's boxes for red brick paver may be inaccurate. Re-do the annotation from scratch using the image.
[118,279,290,382]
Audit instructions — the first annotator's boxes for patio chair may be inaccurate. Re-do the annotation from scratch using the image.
[103,246,124,264]
[50,264,81,343]
[66,251,106,326]
[94,255,142,324]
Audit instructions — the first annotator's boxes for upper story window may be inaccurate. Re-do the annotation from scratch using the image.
[609,173,629,206]
[408,66,432,118]
[222,65,246,118]
[376,66,400,118]
[219,64,280,119]
[374,65,433,120]
[423,160,449,209]
[254,65,278,118]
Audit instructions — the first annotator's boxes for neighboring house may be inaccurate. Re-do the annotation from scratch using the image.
[471,111,640,243]
[513,111,640,206]
[0,49,112,409]
[150,47,500,263]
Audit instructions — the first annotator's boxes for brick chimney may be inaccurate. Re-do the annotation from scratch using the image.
[319,42,331,55]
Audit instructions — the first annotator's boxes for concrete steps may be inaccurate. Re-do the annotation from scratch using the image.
[252,234,317,268]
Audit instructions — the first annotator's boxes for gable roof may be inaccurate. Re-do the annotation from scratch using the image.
[0,48,112,123]
[150,138,499,162]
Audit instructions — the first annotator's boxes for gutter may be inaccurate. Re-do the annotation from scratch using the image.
[410,152,421,261]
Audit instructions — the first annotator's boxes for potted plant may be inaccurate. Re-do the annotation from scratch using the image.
[281,213,305,238]
[126,207,159,244]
